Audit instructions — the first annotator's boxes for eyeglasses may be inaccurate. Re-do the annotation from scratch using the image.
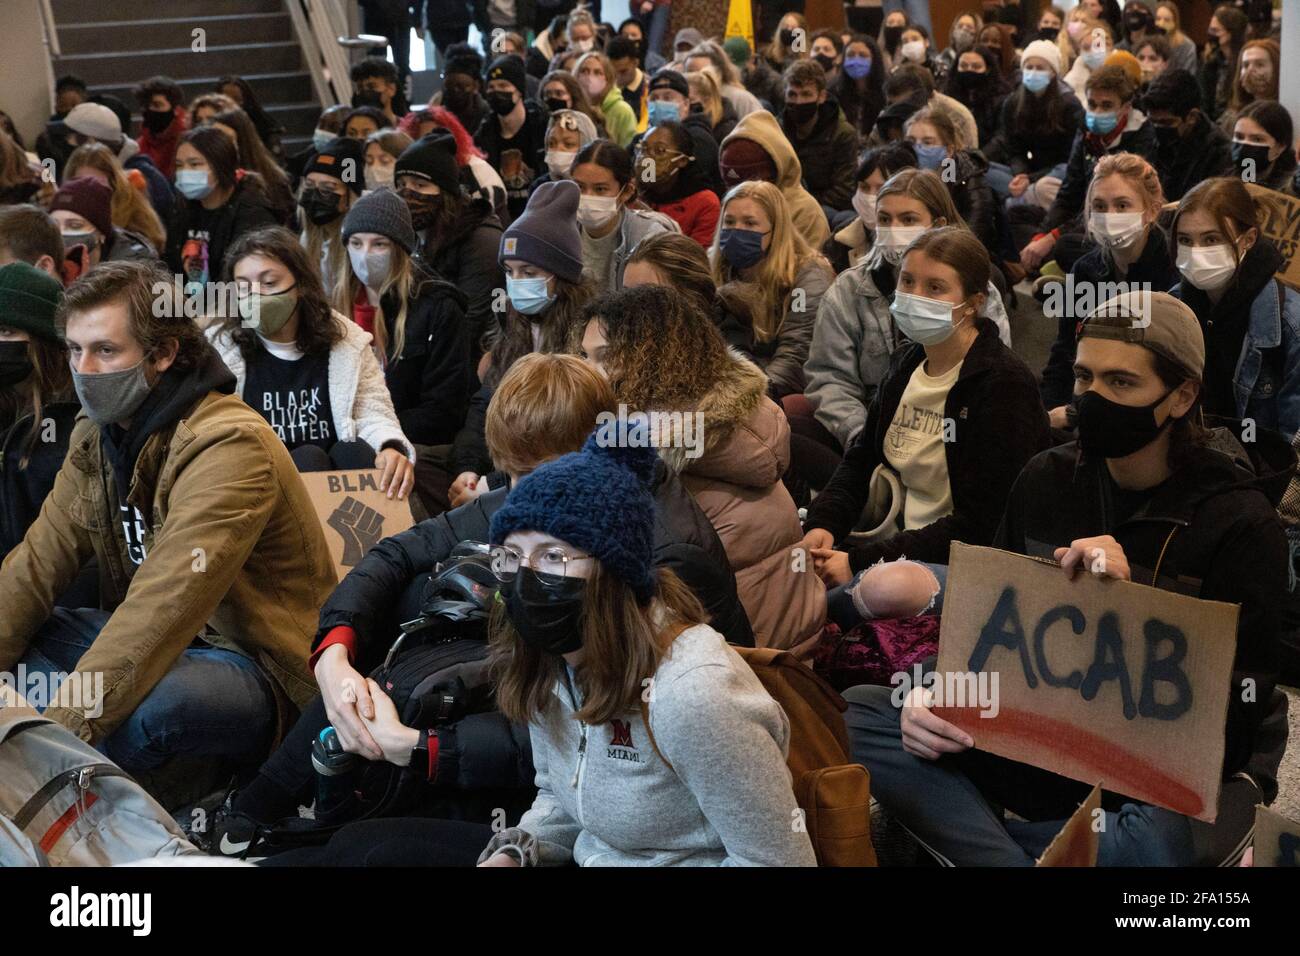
[490,543,592,587]
[635,144,683,162]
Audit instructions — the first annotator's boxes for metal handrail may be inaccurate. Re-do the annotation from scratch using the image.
[38,0,61,117]
[284,0,360,107]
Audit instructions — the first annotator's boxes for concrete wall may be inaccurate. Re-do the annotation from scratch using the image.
[1,0,54,148]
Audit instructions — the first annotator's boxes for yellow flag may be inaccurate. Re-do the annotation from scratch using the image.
[724,0,755,50]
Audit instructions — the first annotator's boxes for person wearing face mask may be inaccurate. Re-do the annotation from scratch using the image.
[573,51,637,148]
[399,106,509,223]
[903,107,999,255]
[708,180,833,400]
[162,127,279,294]
[801,225,1047,611]
[435,45,490,143]
[808,170,1012,458]
[983,41,1083,206]
[1230,101,1297,192]
[61,102,175,227]
[535,108,598,187]
[1200,5,1249,122]
[1062,19,1115,102]
[848,290,1295,866]
[762,13,809,73]
[537,69,608,139]
[778,60,859,217]
[208,227,416,497]
[1020,66,1157,275]
[49,177,157,283]
[0,264,87,602]
[1153,2,1198,76]
[286,104,348,190]
[897,25,943,82]
[1143,69,1234,203]
[449,181,595,507]
[830,35,886,141]
[571,139,673,296]
[474,55,551,221]
[684,70,739,145]
[1219,38,1280,136]
[1116,0,1155,55]
[0,260,338,797]
[394,133,503,364]
[826,142,917,273]
[1172,177,1300,439]
[335,192,471,513]
[131,76,188,181]
[1039,153,1178,421]
[634,117,721,247]
[935,13,982,80]
[296,136,364,292]
[362,128,413,195]
[807,29,844,87]
[941,45,1007,148]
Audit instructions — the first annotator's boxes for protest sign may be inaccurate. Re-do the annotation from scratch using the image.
[934,544,1239,822]
[1036,784,1102,867]
[1253,805,1300,867]
[1245,183,1300,292]
[298,470,414,582]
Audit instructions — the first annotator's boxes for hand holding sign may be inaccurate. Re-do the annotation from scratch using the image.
[1055,535,1131,581]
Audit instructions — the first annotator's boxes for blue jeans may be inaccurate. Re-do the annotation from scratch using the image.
[882,0,932,33]
[18,608,276,772]
[641,3,671,59]
[826,561,949,631]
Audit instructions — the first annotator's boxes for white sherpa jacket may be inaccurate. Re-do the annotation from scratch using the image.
[207,310,415,462]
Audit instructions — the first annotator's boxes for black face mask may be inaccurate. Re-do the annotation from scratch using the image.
[1037,26,1060,42]
[0,341,33,388]
[503,568,586,655]
[443,88,472,112]
[813,53,837,72]
[954,70,990,91]
[351,89,385,110]
[400,188,443,231]
[1153,122,1182,148]
[785,101,818,128]
[300,188,343,226]
[544,96,569,113]
[487,91,517,116]
[1232,140,1273,176]
[779,28,797,48]
[142,108,174,135]
[1075,388,1176,459]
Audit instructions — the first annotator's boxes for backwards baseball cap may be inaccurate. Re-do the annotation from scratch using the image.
[1078,291,1205,381]
[648,70,690,98]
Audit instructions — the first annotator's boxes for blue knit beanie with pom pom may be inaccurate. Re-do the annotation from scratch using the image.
[489,430,658,603]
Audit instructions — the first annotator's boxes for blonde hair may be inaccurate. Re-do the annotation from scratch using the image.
[332,240,413,361]
[877,167,967,229]
[904,106,960,151]
[1155,2,1189,48]
[574,51,617,106]
[303,214,349,298]
[1085,152,1165,224]
[710,179,825,343]
[685,70,724,128]
[65,142,166,253]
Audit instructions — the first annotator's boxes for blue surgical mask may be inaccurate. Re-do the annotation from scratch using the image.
[718,228,767,270]
[312,128,338,152]
[1086,110,1119,135]
[1021,68,1051,94]
[1082,48,1107,70]
[506,275,555,315]
[913,143,947,171]
[176,169,213,200]
[890,291,971,345]
[843,56,872,79]
[647,100,681,126]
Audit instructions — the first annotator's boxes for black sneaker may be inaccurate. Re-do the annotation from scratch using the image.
[209,804,264,859]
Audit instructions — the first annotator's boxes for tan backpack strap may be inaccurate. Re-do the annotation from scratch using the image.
[640,620,693,772]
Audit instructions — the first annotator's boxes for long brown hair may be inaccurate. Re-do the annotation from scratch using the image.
[491,564,706,725]
[220,226,344,357]
[64,142,166,253]
[486,276,594,387]
[1170,176,1260,264]
[212,108,294,221]
[1228,38,1280,113]
[0,335,72,469]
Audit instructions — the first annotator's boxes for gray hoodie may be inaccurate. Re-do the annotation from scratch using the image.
[479,623,817,867]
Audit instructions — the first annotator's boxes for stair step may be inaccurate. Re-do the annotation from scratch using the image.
[58,13,293,56]
[56,42,304,86]
[89,72,316,111]
[51,0,283,24]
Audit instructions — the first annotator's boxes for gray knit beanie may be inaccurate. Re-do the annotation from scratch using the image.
[498,180,583,283]
[342,187,417,254]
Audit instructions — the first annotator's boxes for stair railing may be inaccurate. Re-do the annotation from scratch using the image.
[285,0,362,107]
[38,0,61,114]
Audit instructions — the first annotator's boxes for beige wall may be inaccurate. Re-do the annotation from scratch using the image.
[2,0,55,148]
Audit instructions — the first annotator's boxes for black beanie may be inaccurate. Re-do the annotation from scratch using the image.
[485,55,527,97]
[394,132,463,196]
[304,137,366,195]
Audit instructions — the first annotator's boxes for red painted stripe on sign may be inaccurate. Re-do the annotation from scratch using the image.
[39,792,98,853]
[936,705,1204,817]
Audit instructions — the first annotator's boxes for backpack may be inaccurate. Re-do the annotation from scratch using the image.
[0,694,200,866]
[643,625,877,867]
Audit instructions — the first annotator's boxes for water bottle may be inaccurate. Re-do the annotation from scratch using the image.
[310,726,359,825]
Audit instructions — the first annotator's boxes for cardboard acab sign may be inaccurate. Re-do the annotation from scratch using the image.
[934,544,1239,823]
[297,470,414,582]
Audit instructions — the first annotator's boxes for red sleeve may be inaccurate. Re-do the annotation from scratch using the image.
[688,191,721,247]
[308,625,357,672]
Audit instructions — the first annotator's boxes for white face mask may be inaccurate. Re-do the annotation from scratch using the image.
[349,246,392,289]
[577,194,620,229]
[573,38,594,53]
[1176,243,1238,292]
[901,40,926,63]
[1088,211,1145,249]
[544,150,577,179]
[364,165,395,192]
[852,189,877,229]
[890,291,971,346]
[876,225,926,264]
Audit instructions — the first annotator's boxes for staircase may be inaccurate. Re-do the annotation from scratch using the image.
[49,0,321,155]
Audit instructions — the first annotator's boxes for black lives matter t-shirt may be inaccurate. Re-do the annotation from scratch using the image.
[243,340,336,451]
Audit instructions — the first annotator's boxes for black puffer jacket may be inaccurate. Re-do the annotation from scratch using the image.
[316,460,753,654]
[379,262,472,446]
[981,429,1295,819]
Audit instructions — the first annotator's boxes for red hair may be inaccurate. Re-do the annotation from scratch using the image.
[398,107,484,164]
